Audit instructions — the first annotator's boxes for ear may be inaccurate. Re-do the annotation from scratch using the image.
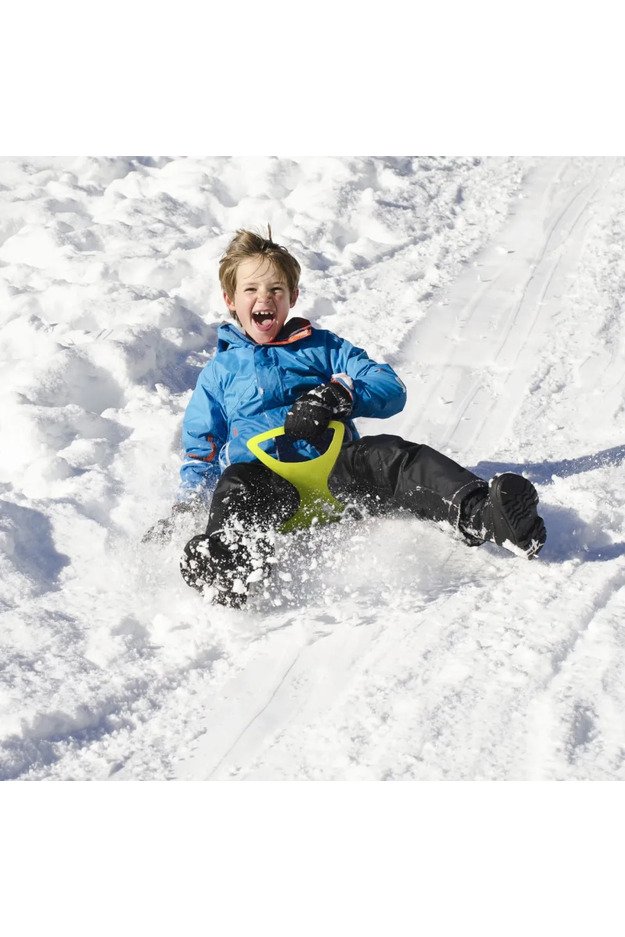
[289,287,299,309]
[223,290,236,312]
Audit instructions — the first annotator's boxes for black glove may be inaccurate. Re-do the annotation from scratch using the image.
[142,496,205,544]
[284,380,353,440]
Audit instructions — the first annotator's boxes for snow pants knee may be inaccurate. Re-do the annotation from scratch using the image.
[205,434,485,541]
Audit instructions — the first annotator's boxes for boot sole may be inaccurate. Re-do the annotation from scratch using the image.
[489,473,546,558]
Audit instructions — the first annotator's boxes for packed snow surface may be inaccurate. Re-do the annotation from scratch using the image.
[1,155,624,780]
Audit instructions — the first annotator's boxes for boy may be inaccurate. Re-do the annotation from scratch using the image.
[173,229,546,607]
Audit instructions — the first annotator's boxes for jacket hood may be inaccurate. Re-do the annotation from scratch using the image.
[217,317,312,352]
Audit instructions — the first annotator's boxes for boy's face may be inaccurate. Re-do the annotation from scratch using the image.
[224,255,298,344]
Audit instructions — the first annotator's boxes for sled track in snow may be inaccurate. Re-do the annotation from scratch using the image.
[386,158,617,463]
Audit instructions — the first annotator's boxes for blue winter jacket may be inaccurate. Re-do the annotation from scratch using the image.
[179,317,407,496]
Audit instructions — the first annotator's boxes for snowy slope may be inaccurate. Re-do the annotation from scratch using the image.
[1,156,624,780]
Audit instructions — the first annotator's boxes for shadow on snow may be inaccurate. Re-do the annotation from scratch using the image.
[470,443,625,486]
[0,501,71,592]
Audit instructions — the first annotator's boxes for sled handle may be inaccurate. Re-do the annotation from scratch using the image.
[246,420,346,532]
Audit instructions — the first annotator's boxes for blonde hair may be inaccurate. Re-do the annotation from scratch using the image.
[219,227,301,319]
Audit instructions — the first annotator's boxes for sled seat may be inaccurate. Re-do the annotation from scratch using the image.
[246,420,346,533]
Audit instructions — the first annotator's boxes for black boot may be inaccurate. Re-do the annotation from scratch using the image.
[460,473,546,558]
[180,531,273,607]
[180,534,233,601]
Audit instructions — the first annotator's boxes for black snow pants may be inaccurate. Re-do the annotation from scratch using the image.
[202,434,486,569]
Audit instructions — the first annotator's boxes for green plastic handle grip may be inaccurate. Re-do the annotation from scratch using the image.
[245,420,346,533]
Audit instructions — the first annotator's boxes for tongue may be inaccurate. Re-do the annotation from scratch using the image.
[254,315,275,332]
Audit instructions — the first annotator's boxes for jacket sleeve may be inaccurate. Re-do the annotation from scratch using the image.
[329,334,407,420]
[178,366,227,499]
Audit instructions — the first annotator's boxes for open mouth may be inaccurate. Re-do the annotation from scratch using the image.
[252,311,276,332]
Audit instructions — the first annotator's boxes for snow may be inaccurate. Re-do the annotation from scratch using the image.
[1,155,625,781]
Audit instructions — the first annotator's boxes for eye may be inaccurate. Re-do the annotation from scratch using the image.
[244,287,256,293]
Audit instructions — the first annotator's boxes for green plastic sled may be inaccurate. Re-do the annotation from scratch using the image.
[245,420,346,533]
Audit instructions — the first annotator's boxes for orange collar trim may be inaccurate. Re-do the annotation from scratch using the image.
[266,322,313,346]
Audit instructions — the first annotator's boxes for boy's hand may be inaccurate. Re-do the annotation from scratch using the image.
[142,496,205,544]
[284,380,353,440]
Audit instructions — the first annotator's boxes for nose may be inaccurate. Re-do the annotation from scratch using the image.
[256,286,271,305]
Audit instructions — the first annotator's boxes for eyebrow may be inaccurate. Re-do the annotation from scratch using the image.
[241,280,286,286]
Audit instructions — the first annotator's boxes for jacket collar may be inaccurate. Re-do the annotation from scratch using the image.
[266,317,312,345]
